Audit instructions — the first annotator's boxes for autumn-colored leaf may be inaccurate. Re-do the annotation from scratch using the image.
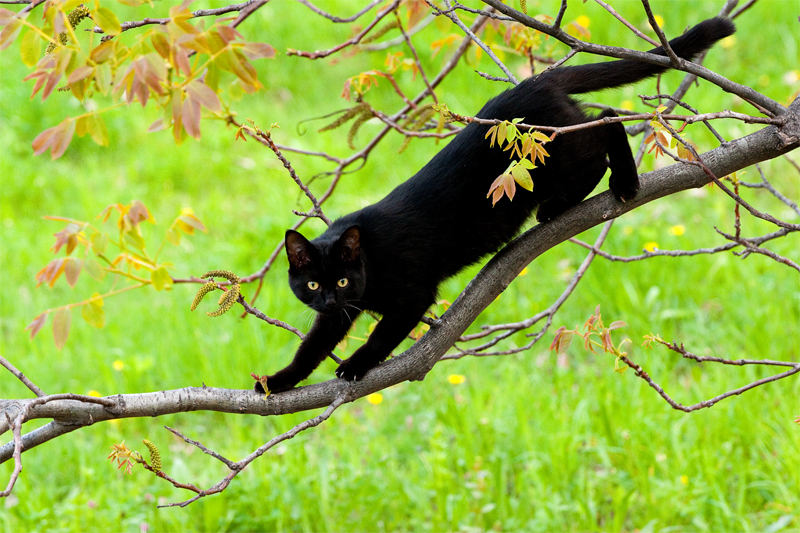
[177,210,206,233]
[550,327,574,355]
[64,258,82,288]
[36,258,65,287]
[25,313,47,339]
[53,307,71,350]
[0,15,23,51]
[67,65,93,85]
[181,96,202,139]
[128,200,152,226]
[89,40,116,64]
[186,79,221,114]
[608,320,627,331]
[242,41,276,60]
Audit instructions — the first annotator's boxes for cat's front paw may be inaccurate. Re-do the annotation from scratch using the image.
[335,357,375,383]
[251,372,297,394]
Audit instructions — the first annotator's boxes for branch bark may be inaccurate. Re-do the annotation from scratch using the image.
[3,97,797,464]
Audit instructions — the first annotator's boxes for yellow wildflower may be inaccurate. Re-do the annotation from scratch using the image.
[87,390,101,397]
[669,225,685,236]
[366,393,383,405]
[680,475,689,485]
[112,360,124,371]
[644,242,659,253]
[448,374,466,385]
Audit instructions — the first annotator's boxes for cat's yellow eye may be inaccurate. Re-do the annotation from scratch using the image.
[307,281,319,290]
[337,278,348,288]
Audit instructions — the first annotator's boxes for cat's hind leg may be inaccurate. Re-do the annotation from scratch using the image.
[600,109,639,203]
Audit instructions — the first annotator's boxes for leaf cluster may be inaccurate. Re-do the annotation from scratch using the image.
[26,201,206,349]
[484,119,550,205]
[1,0,276,159]
[550,305,630,373]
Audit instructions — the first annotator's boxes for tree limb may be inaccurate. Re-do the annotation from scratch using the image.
[3,98,797,464]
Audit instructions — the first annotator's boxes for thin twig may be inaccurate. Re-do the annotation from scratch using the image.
[0,355,45,397]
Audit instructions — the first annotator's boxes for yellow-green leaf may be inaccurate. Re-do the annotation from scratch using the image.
[151,266,173,291]
[20,29,40,67]
[81,294,105,328]
[92,7,121,36]
[84,259,106,281]
[64,258,82,287]
[511,163,533,191]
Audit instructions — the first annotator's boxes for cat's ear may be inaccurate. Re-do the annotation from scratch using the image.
[336,225,361,263]
[285,230,315,269]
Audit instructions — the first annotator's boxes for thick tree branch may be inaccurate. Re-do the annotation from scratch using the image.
[3,100,797,464]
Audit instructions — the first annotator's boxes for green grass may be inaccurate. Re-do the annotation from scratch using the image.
[1,1,799,531]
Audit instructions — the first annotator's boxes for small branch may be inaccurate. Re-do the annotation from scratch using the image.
[717,228,800,272]
[552,0,567,29]
[160,394,348,507]
[287,0,400,59]
[0,356,45,397]
[164,426,237,469]
[640,0,681,67]
[593,0,659,46]
[294,0,382,23]
[237,295,305,339]
[438,0,519,85]
[88,1,260,34]
[570,228,792,263]
[395,12,438,104]
[250,127,332,226]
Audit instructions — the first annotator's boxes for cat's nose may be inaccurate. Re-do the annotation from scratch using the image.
[324,295,337,309]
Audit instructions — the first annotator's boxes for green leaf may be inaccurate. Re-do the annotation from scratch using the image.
[91,232,108,255]
[510,163,533,191]
[92,7,121,36]
[496,122,507,147]
[81,294,105,328]
[166,226,181,246]
[53,307,71,350]
[84,259,106,281]
[151,266,173,291]
[20,29,40,67]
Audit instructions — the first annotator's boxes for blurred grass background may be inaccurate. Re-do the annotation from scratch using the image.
[1,0,798,531]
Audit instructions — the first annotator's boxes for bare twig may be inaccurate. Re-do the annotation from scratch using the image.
[287,0,401,59]
[160,393,348,507]
[0,356,45,397]
[294,0,382,23]
[438,0,519,85]
[593,0,659,46]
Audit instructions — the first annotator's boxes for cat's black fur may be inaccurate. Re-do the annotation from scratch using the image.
[257,18,735,393]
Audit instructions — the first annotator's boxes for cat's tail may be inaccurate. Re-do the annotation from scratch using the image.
[539,17,735,95]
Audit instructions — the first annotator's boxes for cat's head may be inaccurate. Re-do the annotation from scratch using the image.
[285,225,366,314]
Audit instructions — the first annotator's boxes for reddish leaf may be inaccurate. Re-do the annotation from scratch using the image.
[177,211,206,232]
[32,125,60,156]
[128,200,152,226]
[181,96,202,139]
[67,65,94,85]
[242,41,276,60]
[216,25,242,44]
[53,307,71,350]
[51,222,81,254]
[48,119,76,160]
[186,80,221,114]
[0,16,23,51]
[25,313,47,339]
[64,258,82,288]
[608,320,627,331]
[35,258,65,287]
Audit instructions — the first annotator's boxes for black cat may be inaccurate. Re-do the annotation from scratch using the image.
[256,17,735,393]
